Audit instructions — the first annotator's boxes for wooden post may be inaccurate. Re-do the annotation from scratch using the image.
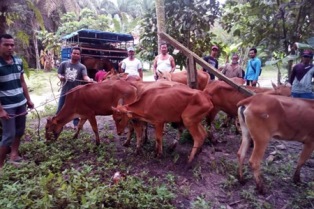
[159,32,254,96]
[187,54,198,89]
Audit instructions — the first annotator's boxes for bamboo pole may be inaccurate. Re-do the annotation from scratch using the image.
[159,32,254,96]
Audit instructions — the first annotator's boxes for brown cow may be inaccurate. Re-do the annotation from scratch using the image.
[45,80,138,145]
[157,70,210,90]
[112,82,214,164]
[203,79,291,132]
[237,94,314,194]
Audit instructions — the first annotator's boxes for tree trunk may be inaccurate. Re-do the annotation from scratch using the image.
[33,33,40,70]
[155,0,166,54]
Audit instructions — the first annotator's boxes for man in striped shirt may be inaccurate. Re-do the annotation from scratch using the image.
[0,34,34,171]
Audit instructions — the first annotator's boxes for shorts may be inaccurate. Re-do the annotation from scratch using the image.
[0,105,27,147]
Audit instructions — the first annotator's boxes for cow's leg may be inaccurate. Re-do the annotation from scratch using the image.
[220,115,233,128]
[186,123,206,164]
[249,138,269,194]
[293,142,314,183]
[87,116,100,145]
[154,123,164,158]
[124,123,134,147]
[142,122,148,145]
[132,120,145,154]
[234,117,241,135]
[205,108,219,143]
[169,124,183,152]
[237,107,251,183]
[73,118,87,139]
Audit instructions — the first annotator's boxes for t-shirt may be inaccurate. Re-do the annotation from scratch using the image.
[203,55,218,80]
[121,58,142,76]
[156,55,172,73]
[221,63,243,78]
[95,70,107,82]
[0,56,26,109]
[58,61,88,94]
[289,63,314,93]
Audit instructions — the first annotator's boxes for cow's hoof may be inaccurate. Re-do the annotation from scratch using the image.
[256,184,265,195]
[135,148,143,155]
[168,143,177,152]
[184,163,193,170]
[123,141,131,147]
[293,175,301,184]
[96,141,100,146]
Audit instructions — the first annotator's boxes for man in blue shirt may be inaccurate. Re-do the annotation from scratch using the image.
[0,34,34,171]
[245,47,261,86]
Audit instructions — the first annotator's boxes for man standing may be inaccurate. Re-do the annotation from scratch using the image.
[203,45,219,80]
[289,50,314,99]
[121,47,143,80]
[0,34,34,170]
[221,54,244,78]
[57,47,93,129]
[153,43,176,80]
[244,47,261,86]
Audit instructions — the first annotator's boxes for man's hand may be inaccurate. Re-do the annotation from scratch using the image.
[0,109,10,119]
[27,100,34,109]
[59,75,65,81]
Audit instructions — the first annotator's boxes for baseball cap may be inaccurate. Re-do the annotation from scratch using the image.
[212,45,219,50]
[127,47,135,52]
[302,50,313,58]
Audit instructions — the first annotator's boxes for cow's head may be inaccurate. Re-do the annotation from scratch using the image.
[112,99,133,135]
[156,70,172,81]
[45,117,63,141]
[271,82,291,96]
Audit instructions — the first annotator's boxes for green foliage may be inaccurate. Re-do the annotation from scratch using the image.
[139,0,221,67]
[221,0,314,54]
[36,30,61,56]
[0,136,176,209]
[56,9,111,37]
[191,195,211,209]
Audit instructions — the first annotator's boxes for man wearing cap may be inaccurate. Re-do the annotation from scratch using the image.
[202,45,219,80]
[153,43,176,80]
[120,47,143,80]
[244,47,261,86]
[289,50,314,99]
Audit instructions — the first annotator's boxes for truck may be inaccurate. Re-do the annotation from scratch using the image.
[61,29,134,78]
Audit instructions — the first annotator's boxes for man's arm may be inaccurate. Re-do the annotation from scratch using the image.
[20,73,34,109]
[170,56,176,73]
[81,65,93,82]
[153,56,158,75]
[289,66,297,85]
[57,62,66,81]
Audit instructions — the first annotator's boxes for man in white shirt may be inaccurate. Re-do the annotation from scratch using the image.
[153,43,176,80]
[121,47,143,80]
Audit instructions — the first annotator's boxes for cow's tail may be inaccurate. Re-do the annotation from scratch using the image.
[238,105,246,124]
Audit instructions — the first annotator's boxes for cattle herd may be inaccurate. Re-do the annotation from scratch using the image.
[45,70,314,194]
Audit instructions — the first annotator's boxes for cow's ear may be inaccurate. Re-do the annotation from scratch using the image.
[126,111,133,118]
[271,81,277,89]
[118,98,124,106]
[111,106,119,112]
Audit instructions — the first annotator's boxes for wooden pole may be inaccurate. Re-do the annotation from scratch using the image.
[159,32,254,96]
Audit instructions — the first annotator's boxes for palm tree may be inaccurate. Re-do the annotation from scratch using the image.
[155,0,165,53]
[100,0,142,19]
